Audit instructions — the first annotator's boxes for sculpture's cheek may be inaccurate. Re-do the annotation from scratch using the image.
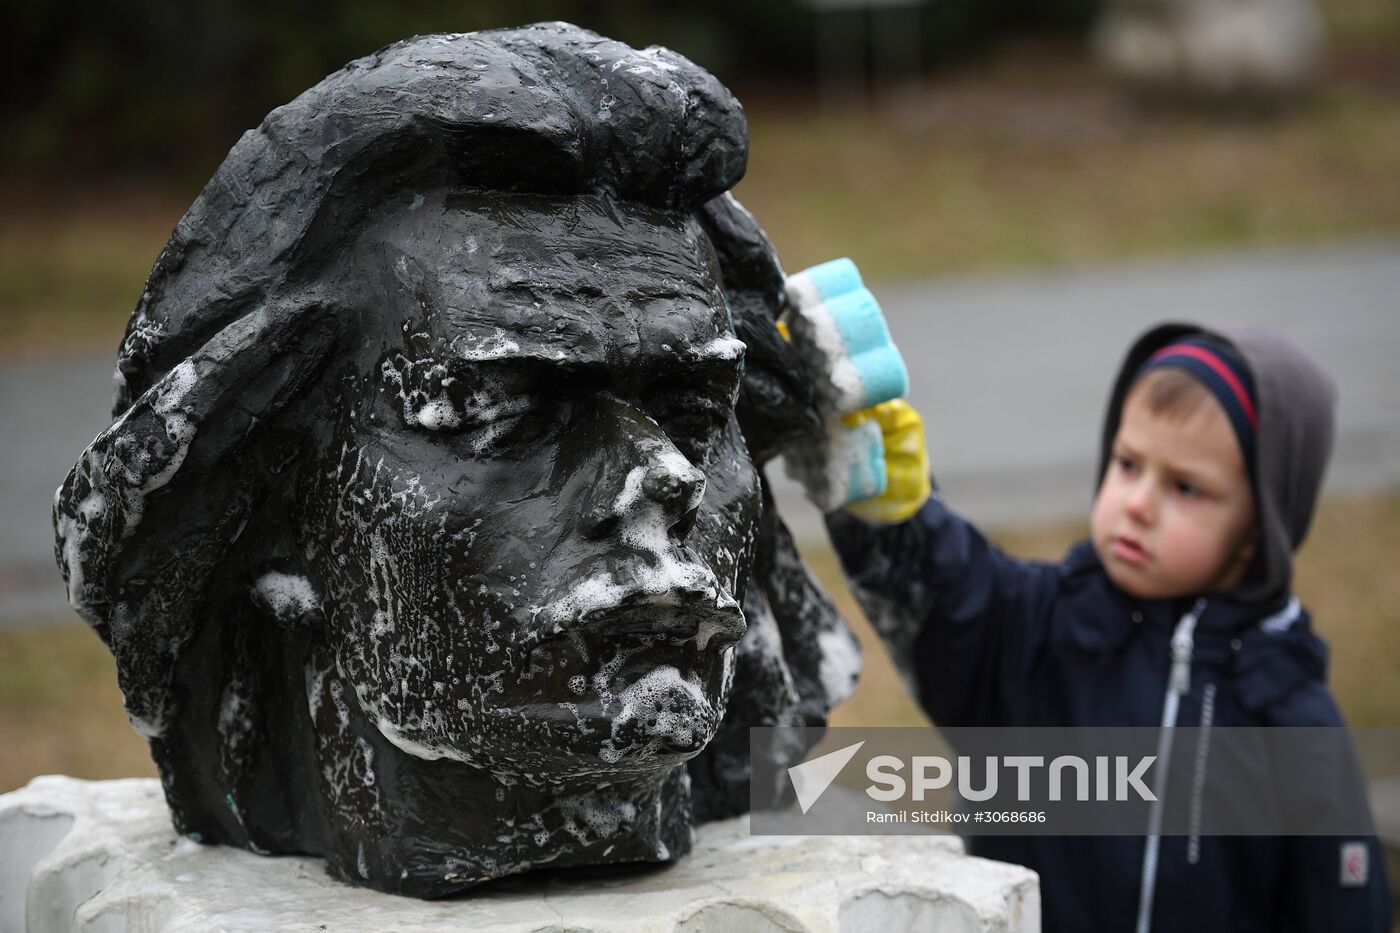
[301,457,550,761]
[689,421,763,600]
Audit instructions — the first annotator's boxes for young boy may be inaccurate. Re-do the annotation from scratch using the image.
[821,322,1393,932]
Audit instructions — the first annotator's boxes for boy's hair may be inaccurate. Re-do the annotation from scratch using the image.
[1132,337,1259,481]
[1131,366,1218,421]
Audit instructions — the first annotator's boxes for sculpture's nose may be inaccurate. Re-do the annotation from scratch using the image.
[642,455,705,538]
[578,398,706,542]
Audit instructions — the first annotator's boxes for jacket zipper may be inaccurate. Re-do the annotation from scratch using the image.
[1134,597,1207,933]
[1187,683,1217,865]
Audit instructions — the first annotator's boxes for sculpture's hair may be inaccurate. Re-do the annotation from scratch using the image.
[54,23,851,843]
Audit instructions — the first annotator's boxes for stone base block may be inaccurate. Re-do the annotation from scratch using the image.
[1,776,1039,932]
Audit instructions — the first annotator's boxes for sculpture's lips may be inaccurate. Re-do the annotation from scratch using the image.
[579,602,745,651]
[526,591,746,657]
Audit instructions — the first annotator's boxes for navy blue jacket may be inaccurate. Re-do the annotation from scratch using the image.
[826,493,1392,933]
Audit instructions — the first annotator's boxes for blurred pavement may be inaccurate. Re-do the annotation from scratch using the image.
[771,237,1400,544]
[4,238,1399,623]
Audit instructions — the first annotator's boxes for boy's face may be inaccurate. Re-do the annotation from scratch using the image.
[1091,381,1256,600]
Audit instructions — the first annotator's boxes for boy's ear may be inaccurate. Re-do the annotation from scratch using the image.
[1235,528,1260,576]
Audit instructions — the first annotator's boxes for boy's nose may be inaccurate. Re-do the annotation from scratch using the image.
[1125,483,1156,524]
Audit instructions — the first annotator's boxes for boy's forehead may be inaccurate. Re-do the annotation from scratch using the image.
[366,190,734,368]
[1119,384,1244,472]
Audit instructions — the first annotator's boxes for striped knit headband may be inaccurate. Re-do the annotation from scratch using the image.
[1137,338,1258,476]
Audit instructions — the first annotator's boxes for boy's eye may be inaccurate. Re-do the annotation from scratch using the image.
[1116,455,1138,474]
[1175,480,1202,498]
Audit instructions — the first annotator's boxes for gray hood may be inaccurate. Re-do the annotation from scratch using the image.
[1097,322,1337,604]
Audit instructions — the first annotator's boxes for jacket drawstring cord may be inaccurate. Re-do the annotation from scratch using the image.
[1186,682,1217,865]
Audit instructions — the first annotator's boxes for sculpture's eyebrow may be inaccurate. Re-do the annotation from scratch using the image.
[444,333,534,363]
[679,336,746,366]
[450,347,612,371]
[639,349,745,405]
[439,332,745,371]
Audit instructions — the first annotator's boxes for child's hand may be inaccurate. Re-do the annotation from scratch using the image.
[843,399,931,523]
[780,398,932,520]
[776,258,929,520]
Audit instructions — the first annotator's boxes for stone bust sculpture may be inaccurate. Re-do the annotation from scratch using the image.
[53,23,859,897]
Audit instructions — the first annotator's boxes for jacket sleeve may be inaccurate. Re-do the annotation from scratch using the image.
[823,489,1060,726]
[1279,835,1392,932]
[1267,683,1394,932]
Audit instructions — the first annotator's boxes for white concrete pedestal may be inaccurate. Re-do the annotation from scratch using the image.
[1,776,1038,932]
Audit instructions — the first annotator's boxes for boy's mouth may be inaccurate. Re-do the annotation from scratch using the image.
[1111,535,1150,564]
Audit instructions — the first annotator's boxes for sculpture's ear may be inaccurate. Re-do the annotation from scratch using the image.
[54,302,340,738]
[699,193,823,465]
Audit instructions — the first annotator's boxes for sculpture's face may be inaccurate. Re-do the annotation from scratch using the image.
[300,189,760,784]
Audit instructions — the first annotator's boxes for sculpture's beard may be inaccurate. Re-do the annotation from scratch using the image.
[502,603,745,772]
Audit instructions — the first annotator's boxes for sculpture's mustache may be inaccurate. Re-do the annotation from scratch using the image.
[577,599,745,650]
[527,568,746,657]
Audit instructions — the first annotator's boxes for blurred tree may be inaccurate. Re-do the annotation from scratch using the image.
[2,0,1099,181]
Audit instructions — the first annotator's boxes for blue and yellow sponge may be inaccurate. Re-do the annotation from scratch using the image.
[780,258,918,513]
[782,258,909,416]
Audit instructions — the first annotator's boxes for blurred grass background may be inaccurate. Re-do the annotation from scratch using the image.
[1,0,1397,793]
[6,37,1400,357]
[3,493,1396,792]
[4,0,1399,358]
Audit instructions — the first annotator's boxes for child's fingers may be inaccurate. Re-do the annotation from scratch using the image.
[845,400,932,523]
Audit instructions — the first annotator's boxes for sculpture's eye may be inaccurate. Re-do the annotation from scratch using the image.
[379,353,551,455]
[645,374,739,464]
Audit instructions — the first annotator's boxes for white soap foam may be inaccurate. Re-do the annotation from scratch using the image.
[780,425,848,513]
[252,572,319,623]
[790,300,864,414]
[304,663,330,722]
[86,357,204,540]
[783,273,823,312]
[128,711,165,739]
[139,360,199,495]
[695,336,747,362]
[591,647,638,702]
[449,332,521,362]
[54,485,104,611]
[557,793,637,844]
[412,395,461,431]
[217,686,254,755]
[375,717,462,763]
[610,665,711,752]
[382,356,533,446]
[817,625,862,705]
